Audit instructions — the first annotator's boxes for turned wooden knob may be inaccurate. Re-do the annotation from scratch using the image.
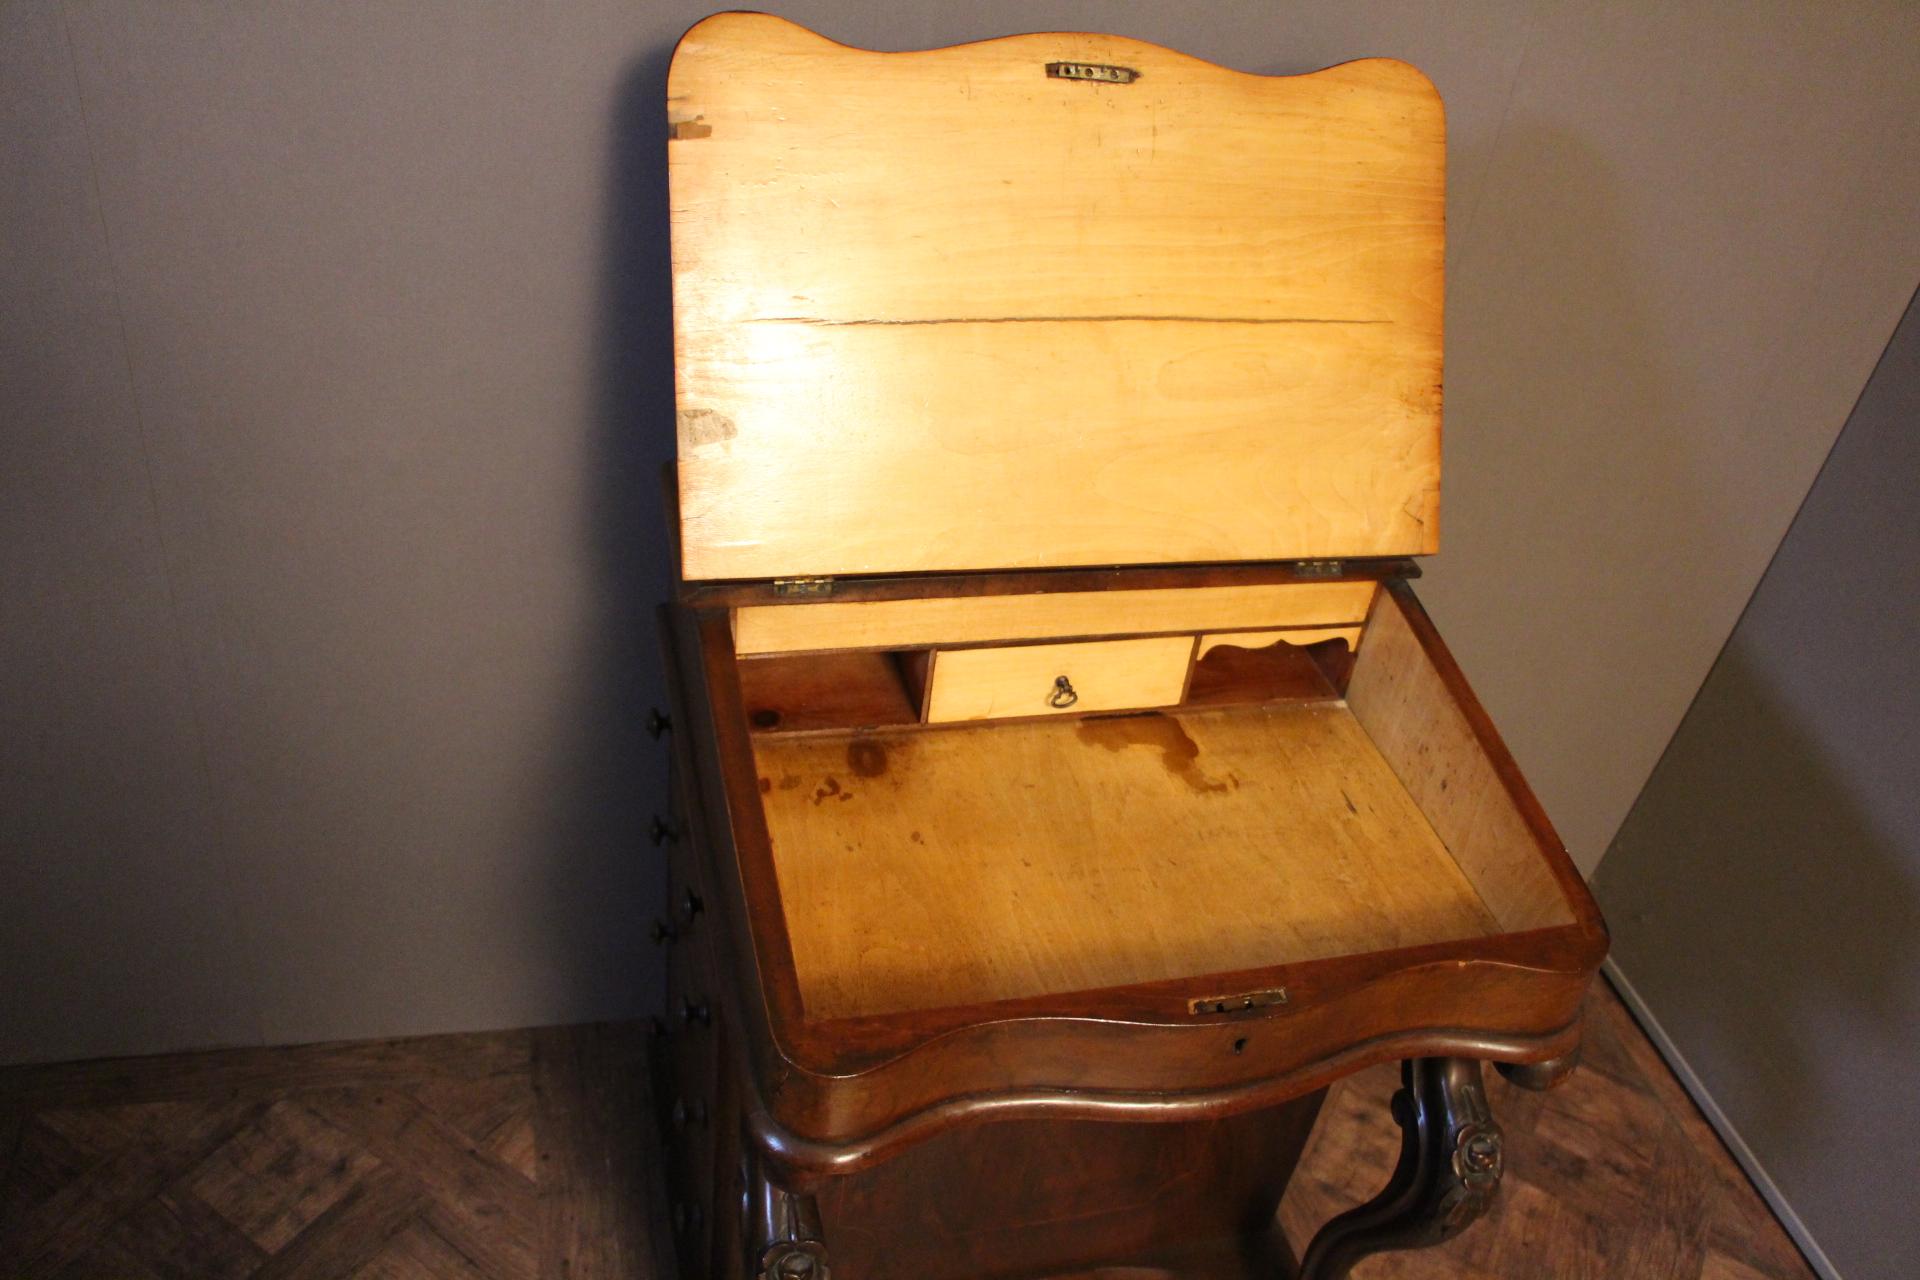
[763,1245,827,1280]
[647,707,672,739]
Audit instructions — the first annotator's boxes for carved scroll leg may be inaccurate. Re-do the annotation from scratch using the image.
[1296,1058,1504,1280]
[745,1144,830,1280]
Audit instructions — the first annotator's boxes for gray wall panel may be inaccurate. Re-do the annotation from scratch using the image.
[1597,290,1920,1278]
[1,0,255,1058]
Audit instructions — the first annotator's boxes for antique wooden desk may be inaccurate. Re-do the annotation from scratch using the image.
[647,14,1608,1279]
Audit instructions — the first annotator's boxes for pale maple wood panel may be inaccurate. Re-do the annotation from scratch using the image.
[1195,626,1363,658]
[924,635,1193,723]
[669,13,1443,580]
[732,581,1377,655]
[676,320,1440,578]
[1346,591,1573,932]
[753,704,1500,1021]
[669,16,1443,325]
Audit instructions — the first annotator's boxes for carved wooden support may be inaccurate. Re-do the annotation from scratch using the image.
[746,1144,831,1280]
[1496,1046,1580,1092]
[1296,1058,1504,1280]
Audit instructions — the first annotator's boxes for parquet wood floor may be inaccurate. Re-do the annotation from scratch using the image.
[0,982,1812,1279]
[1278,988,1814,1280]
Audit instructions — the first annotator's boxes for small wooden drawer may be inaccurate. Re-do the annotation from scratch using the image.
[925,636,1193,724]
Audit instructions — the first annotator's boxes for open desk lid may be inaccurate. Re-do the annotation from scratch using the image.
[668,13,1444,582]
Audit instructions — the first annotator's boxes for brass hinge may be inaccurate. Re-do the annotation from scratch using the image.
[1188,987,1289,1016]
[772,576,834,598]
[1292,560,1345,578]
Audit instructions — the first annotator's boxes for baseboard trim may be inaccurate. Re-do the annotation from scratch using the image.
[1602,958,1840,1280]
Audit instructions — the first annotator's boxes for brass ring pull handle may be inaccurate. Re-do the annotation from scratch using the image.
[1048,675,1078,708]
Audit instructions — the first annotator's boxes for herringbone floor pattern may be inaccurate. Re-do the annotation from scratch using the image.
[0,1025,663,1280]
[0,985,1811,1279]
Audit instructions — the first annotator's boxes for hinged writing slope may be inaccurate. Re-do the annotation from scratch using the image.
[668,13,1445,581]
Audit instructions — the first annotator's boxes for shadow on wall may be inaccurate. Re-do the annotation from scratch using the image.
[1596,640,1920,1163]
[1424,118,1743,876]
[528,42,681,1021]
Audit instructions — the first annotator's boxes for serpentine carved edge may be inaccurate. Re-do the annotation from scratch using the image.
[743,1021,1578,1183]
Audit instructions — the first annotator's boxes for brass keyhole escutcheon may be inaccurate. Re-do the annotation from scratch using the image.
[1048,675,1078,708]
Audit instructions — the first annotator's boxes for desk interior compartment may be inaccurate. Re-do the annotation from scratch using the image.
[746,584,1578,1023]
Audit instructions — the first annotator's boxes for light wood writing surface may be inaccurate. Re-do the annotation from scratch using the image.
[753,704,1500,1020]
[669,14,1444,580]
[924,636,1193,723]
[732,582,1377,655]
[1346,591,1573,931]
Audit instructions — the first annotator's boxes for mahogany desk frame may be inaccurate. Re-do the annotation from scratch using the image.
[648,558,1607,1280]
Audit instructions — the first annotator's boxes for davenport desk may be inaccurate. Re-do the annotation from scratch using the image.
[645,15,1608,1279]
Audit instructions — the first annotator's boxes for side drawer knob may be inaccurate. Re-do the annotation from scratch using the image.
[680,888,705,923]
[681,996,711,1028]
[647,707,672,739]
[649,814,678,846]
[772,1253,821,1280]
[649,917,678,945]
[670,1096,709,1130]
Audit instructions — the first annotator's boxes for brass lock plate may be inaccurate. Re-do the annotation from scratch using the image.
[1188,987,1290,1016]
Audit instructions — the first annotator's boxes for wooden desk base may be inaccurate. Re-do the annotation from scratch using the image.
[650,1037,1562,1280]
[811,1096,1325,1280]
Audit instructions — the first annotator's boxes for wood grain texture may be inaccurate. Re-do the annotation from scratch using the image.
[669,14,1444,579]
[752,704,1501,1020]
[924,635,1193,722]
[732,582,1377,655]
[1347,588,1574,932]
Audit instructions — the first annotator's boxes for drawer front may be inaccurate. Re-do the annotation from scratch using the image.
[926,635,1193,723]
